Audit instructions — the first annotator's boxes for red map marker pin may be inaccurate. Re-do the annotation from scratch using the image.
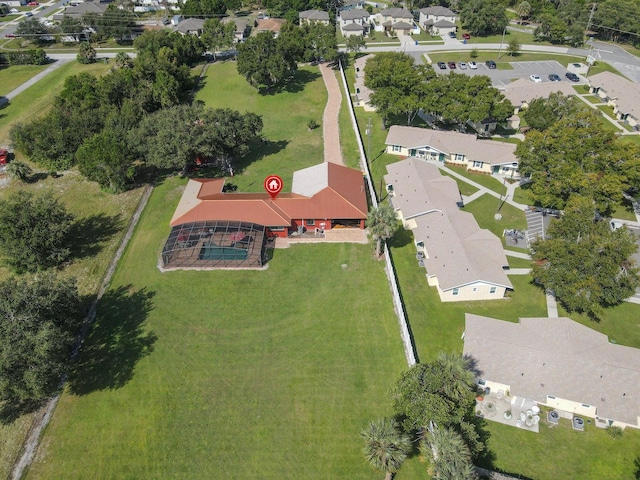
[264,175,283,199]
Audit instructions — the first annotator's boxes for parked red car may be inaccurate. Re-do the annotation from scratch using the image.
[28,1,39,5]
[4,33,17,38]
[463,33,471,40]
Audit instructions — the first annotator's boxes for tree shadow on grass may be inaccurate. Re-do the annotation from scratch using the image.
[232,138,289,175]
[68,213,123,261]
[260,69,322,95]
[68,285,156,395]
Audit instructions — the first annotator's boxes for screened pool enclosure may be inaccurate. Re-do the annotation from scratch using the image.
[161,221,268,269]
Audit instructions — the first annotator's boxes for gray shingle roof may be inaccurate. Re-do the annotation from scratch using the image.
[343,22,365,31]
[299,9,329,21]
[175,17,204,34]
[589,71,640,119]
[384,159,512,291]
[433,19,455,27]
[501,78,577,107]
[420,6,455,16]
[464,314,640,426]
[340,9,370,20]
[385,125,518,167]
[380,7,413,19]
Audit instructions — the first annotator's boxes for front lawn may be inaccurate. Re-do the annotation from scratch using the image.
[195,62,326,191]
[25,178,408,479]
[0,64,48,97]
[463,193,527,237]
[445,166,508,196]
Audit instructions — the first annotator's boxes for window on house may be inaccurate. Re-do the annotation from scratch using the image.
[452,288,459,296]
[454,153,465,161]
[393,145,401,152]
[269,226,285,232]
[472,287,477,292]
[473,161,483,168]
[305,219,315,226]
[490,286,496,294]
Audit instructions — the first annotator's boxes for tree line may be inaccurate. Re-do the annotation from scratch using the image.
[11,29,264,192]
[363,52,514,131]
[237,21,338,90]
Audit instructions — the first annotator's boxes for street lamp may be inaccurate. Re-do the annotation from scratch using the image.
[497,26,507,60]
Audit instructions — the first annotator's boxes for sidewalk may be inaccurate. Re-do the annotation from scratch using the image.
[4,58,70,101]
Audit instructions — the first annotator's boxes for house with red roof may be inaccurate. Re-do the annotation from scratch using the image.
[161,163,368,269]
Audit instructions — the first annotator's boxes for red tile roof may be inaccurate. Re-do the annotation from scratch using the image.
[170,164,368,227]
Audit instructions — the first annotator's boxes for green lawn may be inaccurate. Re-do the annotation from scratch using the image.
[582,94,602,104]
[195,62,326,192]
[0,61,111,144]
[25,178,409,479]
[444,166,508,196]
[507,255,533,269]
[513,184,534,206]
[618,134,640,145]
[481,417,640,480]
[463,194,527,237]
[574,84,590,94]
[336,68,361,169]
[0,64,48,97]
[441,170,480,196]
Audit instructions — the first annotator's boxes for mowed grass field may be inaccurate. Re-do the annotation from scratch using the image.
[25,177,409,479]
[0,64,48,97]
[0,60,111,145]
[195,62,326,192]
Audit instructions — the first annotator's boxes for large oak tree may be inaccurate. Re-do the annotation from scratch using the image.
[531,195,640,318]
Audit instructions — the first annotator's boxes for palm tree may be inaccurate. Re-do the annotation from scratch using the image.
[422,425,477,480]
[361,418,412,480]
[433,352,476,403]
[6,161,32,183]
[366,203,398,258]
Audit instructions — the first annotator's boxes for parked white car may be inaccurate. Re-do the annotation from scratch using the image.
[458,62,467,70]
[529,74,542,83]
[469,61,477,70]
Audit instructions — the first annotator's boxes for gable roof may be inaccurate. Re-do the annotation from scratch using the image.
[385,125,517,166]
[340,9,370,20]
[255,17,286,33]
[464,314,640,426]
[384,159,512,291]
[63,2,108,15]
[380,7,413,19]
[420,6,455,16]
[171,163,367,228]
[299,9,329,21]
[175,17,204,34]
[223,16,249,33]
[342,22,365,31]
[501,78,577,107]
[589,71,640,118]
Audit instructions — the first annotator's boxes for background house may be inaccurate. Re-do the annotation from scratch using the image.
[174,17,204,36]
[374,7,414,36]
[385,125,519,178]
[338,9,370,37]
[419,6,456,36]
[299,9,330,26]
[501,78,577,114]
[464,314,640,430]
[385,159,513,302]
[223,17,249,43]
[253,18,286,37]
[589,71,640,129]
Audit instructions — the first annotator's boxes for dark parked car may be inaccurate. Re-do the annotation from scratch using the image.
[448,31,456,38]
[548,74,561,82]
[448,62,456,69]
[485,60,497,69]
[566,72,580,82]
[437,61,447,69]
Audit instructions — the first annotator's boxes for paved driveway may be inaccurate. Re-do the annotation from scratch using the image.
[433,60,584,87]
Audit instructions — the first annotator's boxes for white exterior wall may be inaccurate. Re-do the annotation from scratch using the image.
[439,282,507,302]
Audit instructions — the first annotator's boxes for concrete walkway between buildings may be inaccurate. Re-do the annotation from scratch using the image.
[505,268,532,275]
[434,161,528,211]
[504,249,531,259]
[546,290,559,318]
[318,63,345,166]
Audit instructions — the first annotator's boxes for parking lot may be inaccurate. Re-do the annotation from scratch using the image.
[432,60,584,88]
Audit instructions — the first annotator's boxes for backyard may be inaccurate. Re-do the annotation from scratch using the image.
[24,177,410,479]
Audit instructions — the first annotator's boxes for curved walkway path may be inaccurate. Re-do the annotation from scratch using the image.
[318,63,344,165]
